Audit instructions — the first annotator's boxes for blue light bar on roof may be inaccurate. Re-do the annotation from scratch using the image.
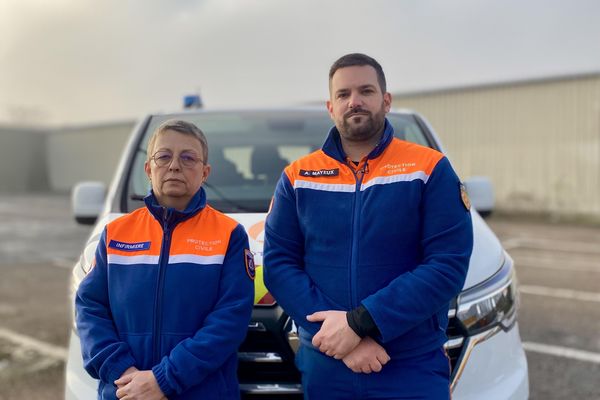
[183,94,203,109]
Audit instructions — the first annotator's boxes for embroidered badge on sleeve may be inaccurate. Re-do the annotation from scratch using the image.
[460,183,471,211]
[244,249,256,280]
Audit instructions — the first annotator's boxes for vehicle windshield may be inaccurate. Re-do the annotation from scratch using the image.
[126,110,433,213]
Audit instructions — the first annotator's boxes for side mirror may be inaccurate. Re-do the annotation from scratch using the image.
[71,181,107,225]
[463,176,494,217]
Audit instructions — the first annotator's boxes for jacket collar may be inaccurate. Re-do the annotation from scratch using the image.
[144,187,207,227]
[321,118,395,163]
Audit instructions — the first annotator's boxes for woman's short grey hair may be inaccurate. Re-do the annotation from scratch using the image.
[146,119,208,162]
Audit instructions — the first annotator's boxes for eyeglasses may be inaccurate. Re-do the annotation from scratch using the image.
[151,150,204,168]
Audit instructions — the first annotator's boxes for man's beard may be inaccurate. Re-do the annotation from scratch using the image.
[338,104,386,143]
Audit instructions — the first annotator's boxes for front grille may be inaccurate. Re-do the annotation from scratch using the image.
[238,329,300,384]
[445,312,468,378]
[238,307,300,388]
[238,307,469,391]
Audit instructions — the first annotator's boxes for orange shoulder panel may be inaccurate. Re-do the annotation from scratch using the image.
[284,150,355,186]
[364,139,444,184]
[169,206,238,256]
[106,208,162,256]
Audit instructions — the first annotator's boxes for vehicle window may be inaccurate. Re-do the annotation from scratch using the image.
[126,111,432,213]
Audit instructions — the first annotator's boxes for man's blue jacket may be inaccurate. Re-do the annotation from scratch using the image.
[264,119,473,359]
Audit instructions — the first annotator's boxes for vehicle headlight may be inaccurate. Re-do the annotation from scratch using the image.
[456,252,519,336]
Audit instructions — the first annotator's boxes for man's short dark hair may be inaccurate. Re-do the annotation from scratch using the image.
[329,53,387,93]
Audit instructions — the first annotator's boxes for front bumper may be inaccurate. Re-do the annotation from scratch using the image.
[452,322,529,400]
[64,324,529,400]
[64,332,97,400]
[238,322,529,399]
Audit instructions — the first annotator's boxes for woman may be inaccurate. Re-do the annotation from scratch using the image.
[76,120,255,399]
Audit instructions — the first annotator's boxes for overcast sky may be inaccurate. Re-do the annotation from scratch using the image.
[1,0,599,126]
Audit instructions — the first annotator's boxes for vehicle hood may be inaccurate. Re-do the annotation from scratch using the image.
[463,210,504,290]
[74,214,124,276]
[70,213,127,302]
[227,213,267,267]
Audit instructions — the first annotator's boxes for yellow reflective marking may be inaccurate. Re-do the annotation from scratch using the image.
[253,265,269,304]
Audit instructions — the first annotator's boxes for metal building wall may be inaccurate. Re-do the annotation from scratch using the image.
[393,74,600,219]
[0,126,48,192]
[46,121,135,192]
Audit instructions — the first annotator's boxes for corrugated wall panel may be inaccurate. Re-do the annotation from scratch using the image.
[47,122,135,192]
[393,75,600,218]
[0,128,48,192]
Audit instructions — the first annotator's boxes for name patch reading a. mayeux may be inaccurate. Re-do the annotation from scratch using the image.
[108,240,151,252]
[299,168,339,177]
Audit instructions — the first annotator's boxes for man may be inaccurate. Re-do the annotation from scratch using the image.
[264,54,473,399]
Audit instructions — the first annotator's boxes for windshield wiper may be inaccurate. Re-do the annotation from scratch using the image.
[202,182,257,212]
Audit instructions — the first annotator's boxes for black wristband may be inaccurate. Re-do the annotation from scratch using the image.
[346,305,380,338]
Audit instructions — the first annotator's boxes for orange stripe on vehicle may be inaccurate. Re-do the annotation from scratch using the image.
[248,221,265,242]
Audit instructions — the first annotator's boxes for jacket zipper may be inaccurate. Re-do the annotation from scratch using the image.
[152,207,173,364]
[345,159,369,309]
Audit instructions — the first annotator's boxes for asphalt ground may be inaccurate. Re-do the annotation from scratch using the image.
[0,194,88,400]
[487,217,600,400]
[0,194,599,399]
